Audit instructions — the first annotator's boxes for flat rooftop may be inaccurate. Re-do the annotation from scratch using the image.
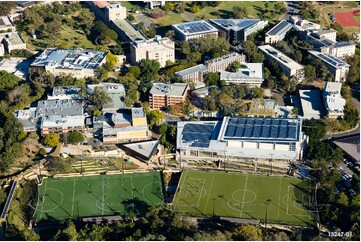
[51,86,82,99]
[113,19,147,42]
[210,19,262,31]
[308,51,350,68]
[87,83,125,94]
[36,99,83,118]
[0,57,29,79]
[30,48,108,70]
[266,20,293,36]
[298,90,325,119]
[324,82,341,94]
[333,135,360,162]
[258,45,303,70]
[131,35,173,48]
[41,115,85,128]
[131,108,145,118]
[123,140,159,160]
[172,20,218,36]
[0,16,14,28]
[220,63,264,80]
[150,83,188,97]
[0,32,25,45]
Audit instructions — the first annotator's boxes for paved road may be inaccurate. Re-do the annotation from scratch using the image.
[135,13,152,28]
[184,11,195,21]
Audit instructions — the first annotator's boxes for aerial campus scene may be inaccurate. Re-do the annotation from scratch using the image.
[0,0,359,241]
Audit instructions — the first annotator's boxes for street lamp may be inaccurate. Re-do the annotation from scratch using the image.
[264,199,271,229]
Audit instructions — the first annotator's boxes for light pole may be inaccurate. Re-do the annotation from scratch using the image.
[264,199,271,229]
[269,154,274,175]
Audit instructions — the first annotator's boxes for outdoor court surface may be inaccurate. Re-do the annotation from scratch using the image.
[35,172,163,223]
[171,170,315,226]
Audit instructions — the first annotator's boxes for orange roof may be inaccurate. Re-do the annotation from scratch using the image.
[94,1,109,8]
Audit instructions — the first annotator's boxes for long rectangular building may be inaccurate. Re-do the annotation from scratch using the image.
[175,52,245,84]
[258,45,304,81]
[177,117,308,165]
[265,20,293,44]
[308,50,350,82]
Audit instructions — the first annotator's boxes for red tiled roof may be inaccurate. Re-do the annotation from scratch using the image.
[93,1,109,8]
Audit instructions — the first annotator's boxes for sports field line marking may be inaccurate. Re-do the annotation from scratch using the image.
[196,179,206,208]
[240,176,249,218]
[39,179,48,220]
[287,185,312,217]
[277,178,282,220]
[175,170,187,207]
[71,180,76,217]
[102,177,105,216]
[203,173,215,214]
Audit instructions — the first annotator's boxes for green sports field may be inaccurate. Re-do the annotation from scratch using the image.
[35,172,163,223]
[171,170,315,226]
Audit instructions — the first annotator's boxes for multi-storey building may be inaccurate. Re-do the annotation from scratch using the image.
[104,3,126,21]
[102,108,150,144]
[0,32,26,56]
[303,30,355,58]
[219,63,264,87]
[171,20,219,41]
[143,0,165,9]
[323,82,346,118]
[87,83,126,111]
[308,50,350,82]
[149,83,189,111]
[175,52,245,84]
[265,20,293,44]
[176,117,308,166]
[289,15,320,31]
[130,35,175,67]
[210,19,268,45]
[28,48,108,78]
[258,45,304,81]
[241,99,277,117]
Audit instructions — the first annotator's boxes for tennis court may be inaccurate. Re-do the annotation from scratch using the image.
[171,170,315,226]
[35,172,163,223]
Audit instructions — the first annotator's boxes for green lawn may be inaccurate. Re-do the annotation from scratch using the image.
[195,1,284,23]
[171,170,315,226]
[35,172,163,223]
[151,13,188,26]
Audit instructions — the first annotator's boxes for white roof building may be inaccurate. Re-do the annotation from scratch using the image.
[323,82,346,118]
[171,20,219,41]
[265,20,293,44]
[220,63,264,87]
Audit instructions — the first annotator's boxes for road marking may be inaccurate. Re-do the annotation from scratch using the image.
[203,173,215,214]
[240,176,249,217]
[71,180,76,217]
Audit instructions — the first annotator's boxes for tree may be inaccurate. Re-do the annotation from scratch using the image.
[191,5,201,13]
[78,8,95,31]
[164,2,175,12]
[204,72,220,86]
[105,52,118,71]
[303,119,326,140]
[148,110,164,126]
[299,10,312,19]
[251,87,264,99]
[112,44,124,55]
[67,132,84,145]
[54,221,78,241]
[127,13,135,21]
[226,61,242,72]
[128,66,141,79]
[37,148,47,157]
[46,19,62,46]
[0,71,20,92]
[0,2,16,16]
[304,65,316,80]
[332,147,344,163]
[139,59,160,82]
[43,133,60,147]
[87,87,112,110]
[234,224,263,241]
[182,100,194,115]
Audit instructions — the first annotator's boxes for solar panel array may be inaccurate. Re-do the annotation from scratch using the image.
[334,42,354,48]
[182,123,215,148]
[268,21,293,36]
[177,21,216,34]
[319,53,347,67]
[224,118,299,141]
